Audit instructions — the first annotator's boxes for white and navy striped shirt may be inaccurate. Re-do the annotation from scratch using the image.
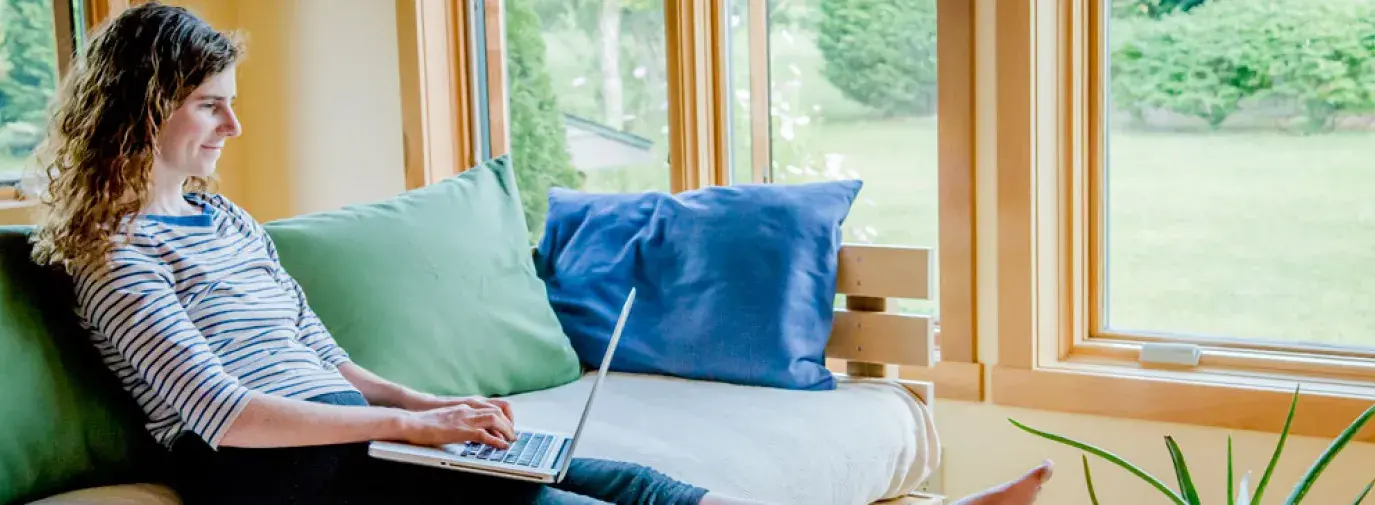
[72,193,360,450]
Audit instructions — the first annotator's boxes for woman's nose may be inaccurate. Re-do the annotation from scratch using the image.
[221,108,242,137]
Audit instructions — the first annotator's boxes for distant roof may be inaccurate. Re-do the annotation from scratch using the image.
[562,114,655,172]
[563,114,653,150]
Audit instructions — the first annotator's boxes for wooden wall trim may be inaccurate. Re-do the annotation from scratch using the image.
[936,0,977,365]
[395,0,475,190]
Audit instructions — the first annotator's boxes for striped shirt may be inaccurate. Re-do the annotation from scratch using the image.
[72,193,360,450]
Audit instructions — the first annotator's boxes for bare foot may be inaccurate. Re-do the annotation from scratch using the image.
[950,460,1054,505]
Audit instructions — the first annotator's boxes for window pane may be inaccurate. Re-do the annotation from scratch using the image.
[729,0,939,316]
[1103,0,1375,348]
[506,0,670,242]
[0,0,61,187]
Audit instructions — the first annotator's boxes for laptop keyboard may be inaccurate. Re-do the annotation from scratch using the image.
[457,432,553,468]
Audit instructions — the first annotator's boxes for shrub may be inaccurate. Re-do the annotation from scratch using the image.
[1111,0,1208,19]
[816,0,937,117]
[507,0,582,241]
[1110,0,1375,131]
[1266,0,1375,132]
[1109,1,1279,128]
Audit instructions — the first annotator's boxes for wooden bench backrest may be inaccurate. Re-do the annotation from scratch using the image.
[828,244,935,369]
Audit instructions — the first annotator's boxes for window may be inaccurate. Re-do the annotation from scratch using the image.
[726,0,940,318]
[401,0,981,400]
[992,0,1375,439]
[0,0,67,195]
[507,0,671,195]
[1100,0,1375,352]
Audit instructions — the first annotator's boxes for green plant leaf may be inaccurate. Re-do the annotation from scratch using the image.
[1254,385,1301,505]
[1009,418,1187,505]
[1284,401,1375,504]
[1166,436,1202,505]
[1084,455,1101,505]
[1353,480,1374,505]
[1228,436,1235,505]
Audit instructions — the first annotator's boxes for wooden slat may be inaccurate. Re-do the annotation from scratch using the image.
[827,310,934,367]
[836,245,932,300]
[900,361,984,401]
[0,201,39,226]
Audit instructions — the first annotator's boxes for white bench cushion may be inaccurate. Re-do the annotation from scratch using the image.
[31,373,939,505]
[506,372,940,505]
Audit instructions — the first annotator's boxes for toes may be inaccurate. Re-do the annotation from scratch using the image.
[1026,459,1054,485]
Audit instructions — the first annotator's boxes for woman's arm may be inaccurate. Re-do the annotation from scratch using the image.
[218,392,515,449]
[338,362,425,409]
[337,363,515,423]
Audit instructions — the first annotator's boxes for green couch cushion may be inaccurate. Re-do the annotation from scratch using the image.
[263,155,583,398]
[0,227,163,505]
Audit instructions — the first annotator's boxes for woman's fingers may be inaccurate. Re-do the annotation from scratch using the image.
[469,428,510,449]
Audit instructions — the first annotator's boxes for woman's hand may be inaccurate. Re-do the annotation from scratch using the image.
[400,403,517,449]
[400,393,514,423]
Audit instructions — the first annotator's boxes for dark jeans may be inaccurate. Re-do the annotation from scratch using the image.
[169,392,708,505]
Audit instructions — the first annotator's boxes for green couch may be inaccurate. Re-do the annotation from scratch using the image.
[0,226,171,505]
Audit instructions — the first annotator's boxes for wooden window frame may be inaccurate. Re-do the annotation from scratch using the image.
[991,0,1375,441]
[2,0,122,211]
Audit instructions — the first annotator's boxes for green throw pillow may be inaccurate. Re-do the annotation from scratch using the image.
[263,155,583,398]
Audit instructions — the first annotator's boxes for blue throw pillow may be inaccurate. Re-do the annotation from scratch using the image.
[534,180,863,391]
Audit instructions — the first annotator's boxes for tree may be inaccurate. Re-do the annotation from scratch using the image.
[526,0,664,137]
[816,0,938,117]
[0,0,58,126]
[507,0,582,241]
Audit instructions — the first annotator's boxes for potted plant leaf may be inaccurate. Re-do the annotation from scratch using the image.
[1009,386,1375,504]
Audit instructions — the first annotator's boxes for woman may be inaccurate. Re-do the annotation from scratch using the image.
[31,3,1051,505]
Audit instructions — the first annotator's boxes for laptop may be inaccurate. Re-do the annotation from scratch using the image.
[366,287,636,484]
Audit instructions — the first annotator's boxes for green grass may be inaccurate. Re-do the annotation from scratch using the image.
[0,154,26,183]
[534,22,1375,346]
[1105,129,1375,348]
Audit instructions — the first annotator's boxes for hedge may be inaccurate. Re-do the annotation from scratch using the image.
[1110,0,1375,131]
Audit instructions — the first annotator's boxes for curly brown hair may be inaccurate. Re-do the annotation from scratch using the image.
[29,2,243,273]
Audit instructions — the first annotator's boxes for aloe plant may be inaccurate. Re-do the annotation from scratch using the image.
[1009,385,1375,504]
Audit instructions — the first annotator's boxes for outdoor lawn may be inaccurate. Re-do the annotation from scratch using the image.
[0,155,24,183]
[545,22,1375,350]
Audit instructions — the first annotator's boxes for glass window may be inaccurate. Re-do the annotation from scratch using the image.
[501,0,671,242]
[1103,0,1375,348]
[728,0,940,316]
[0,0,62,188]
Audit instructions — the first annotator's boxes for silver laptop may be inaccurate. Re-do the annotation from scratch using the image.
[367,288,636,484]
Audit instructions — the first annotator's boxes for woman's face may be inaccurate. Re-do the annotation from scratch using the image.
[152,67,241,180]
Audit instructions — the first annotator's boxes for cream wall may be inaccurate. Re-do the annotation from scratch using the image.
[159,2,1375,504]
[168,0,406,222]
